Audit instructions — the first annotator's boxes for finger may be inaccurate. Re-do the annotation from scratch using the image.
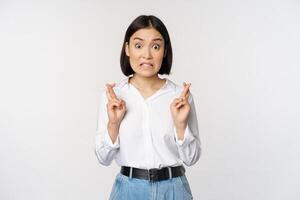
[105,83,116,89]
[171,98,182,106]
[176,95,190,107]
[111,99,125,109]
[175,97,183,102]
[109,98,121,103]
[120,99,126,107]
[106,83,118,100]
[182,98,189,105]
[176,101,185,109]
[107,101,121,110]
[180,82,191,98]
[105,89,112,100]
[105,84,114,100]
[178,98,189,108]
[184,90,190,100]
[118,99,126,109]
[174,97,184,106]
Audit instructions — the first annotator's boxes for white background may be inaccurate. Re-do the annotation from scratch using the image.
[0,0,299,199]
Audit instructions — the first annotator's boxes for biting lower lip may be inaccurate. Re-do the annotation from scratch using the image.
[140,63,153,67]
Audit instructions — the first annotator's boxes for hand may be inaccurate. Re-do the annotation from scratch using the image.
[170,82,191,137]
[105,83,126,126]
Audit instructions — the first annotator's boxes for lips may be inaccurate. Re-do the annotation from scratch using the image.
[140,62,153,67]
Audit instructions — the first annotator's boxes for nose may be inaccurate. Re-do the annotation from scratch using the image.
[142,47,153,59]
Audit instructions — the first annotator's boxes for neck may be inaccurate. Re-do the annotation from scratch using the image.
[129,74,163,90]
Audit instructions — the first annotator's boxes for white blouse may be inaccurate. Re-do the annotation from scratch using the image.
[95,77,201,169]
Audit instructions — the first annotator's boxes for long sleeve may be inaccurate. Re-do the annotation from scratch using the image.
[94,91,120,166]
[174,93,201,166]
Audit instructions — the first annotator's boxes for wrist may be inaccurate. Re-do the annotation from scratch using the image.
[175,121,187,130]
[175,126,187,141]
[108,121,121,127]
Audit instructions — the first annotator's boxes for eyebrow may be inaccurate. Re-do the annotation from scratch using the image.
[133,37,163,42]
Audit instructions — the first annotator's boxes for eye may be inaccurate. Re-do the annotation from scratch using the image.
[153,44,160,50]
[134,43,142,49]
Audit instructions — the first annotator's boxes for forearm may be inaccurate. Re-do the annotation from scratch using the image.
[107,121,120,144]
[175,122,188,141]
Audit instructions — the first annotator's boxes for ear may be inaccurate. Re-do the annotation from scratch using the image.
[125,42,130,57]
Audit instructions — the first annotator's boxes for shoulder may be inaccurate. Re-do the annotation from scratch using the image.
[114,77,129,90]
[98,77,129,98]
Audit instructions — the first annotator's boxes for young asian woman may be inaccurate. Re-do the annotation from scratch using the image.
[95,15,201,200]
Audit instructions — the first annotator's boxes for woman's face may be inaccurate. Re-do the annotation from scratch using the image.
[125,27,165,78]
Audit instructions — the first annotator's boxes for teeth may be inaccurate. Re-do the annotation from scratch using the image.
[141,63,152,67]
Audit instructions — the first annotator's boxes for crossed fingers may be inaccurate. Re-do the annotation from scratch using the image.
[180,82,191,100]
[105,83,117,100]
[173,82,191,109]
[105,83,124,110]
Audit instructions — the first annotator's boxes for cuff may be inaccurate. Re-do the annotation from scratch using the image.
[174,125,195,147]
[104,129,120,149]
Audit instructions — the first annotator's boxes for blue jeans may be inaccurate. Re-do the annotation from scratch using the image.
[109,172,193,200]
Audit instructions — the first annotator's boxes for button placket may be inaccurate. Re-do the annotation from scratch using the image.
[142,101,153,168]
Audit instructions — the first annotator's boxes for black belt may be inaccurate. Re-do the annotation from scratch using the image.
[120,165,185,182]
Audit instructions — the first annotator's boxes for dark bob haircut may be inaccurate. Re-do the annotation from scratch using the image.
[120,15,173,76]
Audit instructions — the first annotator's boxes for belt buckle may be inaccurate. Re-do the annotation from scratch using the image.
[148,168,159,182]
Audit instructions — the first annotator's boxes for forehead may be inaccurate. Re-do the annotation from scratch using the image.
[130,28,164,42]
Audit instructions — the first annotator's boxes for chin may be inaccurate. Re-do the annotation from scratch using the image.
[135,71,159,78]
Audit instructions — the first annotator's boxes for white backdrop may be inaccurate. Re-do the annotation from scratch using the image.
[0,0,299,199]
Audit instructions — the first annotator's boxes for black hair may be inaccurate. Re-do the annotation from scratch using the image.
[120,15,173,76]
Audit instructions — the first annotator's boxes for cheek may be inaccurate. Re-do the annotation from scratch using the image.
[155,52,165,63]
[130,57,140,67]
[128,54,140,69]
[129,50,141,60]
[155,48,165,59]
